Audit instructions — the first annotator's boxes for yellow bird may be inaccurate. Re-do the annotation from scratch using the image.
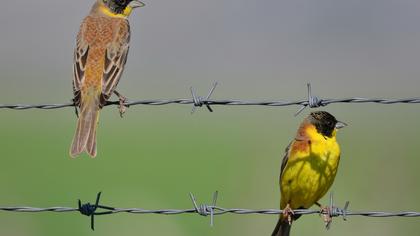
[272,111,346,236]
[70,0,144,158]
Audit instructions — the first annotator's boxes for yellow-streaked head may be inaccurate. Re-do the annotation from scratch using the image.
[99,0,145,18]
[306,111,347,138]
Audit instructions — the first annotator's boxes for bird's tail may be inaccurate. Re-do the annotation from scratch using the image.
[271,217,291,236]
[70,94,100,158]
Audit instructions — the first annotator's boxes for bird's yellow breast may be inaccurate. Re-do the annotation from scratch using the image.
[280,125,340,209]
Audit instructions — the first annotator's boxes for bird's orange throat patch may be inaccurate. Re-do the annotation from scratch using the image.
[291,123,338,155]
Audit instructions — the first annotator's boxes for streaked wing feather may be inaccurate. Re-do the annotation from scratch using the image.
[72,19,90,105]
[102,21,130,101]
[102,46,129,98]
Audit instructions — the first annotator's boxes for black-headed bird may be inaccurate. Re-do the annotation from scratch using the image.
[70,0,144,158]
[272,111,346,236]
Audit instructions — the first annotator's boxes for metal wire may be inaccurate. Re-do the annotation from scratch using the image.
[1,83,419,114]
[1,192,420,231]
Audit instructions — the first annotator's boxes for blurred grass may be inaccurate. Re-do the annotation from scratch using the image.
[0,103,419,235]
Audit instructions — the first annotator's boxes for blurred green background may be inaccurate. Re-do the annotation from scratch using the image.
[1,0,420,235]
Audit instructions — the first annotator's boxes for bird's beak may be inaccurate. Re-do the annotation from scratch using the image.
[335,121,347,129]
[129,0,145,8]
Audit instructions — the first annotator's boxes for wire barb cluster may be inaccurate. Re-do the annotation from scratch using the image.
[190,82,218,113]
[1,83,419,114]
[1,192,420,231]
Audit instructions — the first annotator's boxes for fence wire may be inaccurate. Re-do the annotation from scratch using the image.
[1,83,419,115]
[1,192,419,231]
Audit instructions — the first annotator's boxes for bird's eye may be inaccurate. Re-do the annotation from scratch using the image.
[119,0,127,4]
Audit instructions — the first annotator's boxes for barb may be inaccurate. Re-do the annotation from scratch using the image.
[295,83,324,116]
[78,192,115,230]
[1,192,420,231]
[1,83,419,111]
[189,191,218,226]
[190,82,218,113]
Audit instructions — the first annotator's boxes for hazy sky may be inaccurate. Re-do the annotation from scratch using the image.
[1,0,419,103]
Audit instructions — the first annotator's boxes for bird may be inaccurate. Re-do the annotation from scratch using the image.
[70,0,144,158]
[272,111,347,236]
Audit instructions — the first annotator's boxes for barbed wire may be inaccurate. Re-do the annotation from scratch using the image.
[1,83,419,115]
[1,192,420,231]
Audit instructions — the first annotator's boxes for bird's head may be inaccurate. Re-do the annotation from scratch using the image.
[307,111,347,138]
[99,0,145,17]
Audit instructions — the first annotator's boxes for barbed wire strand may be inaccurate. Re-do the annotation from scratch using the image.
[1,83,419,115]
[1,192,420,231]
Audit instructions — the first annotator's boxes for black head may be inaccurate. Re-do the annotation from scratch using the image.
[102,0,143,14]
[307,111,344,137]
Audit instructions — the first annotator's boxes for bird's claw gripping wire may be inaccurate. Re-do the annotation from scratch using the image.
[113,90,128,118]
[190,82,218,114]
[295,83,325,116]
[78,192,115,231]
[320,205,333,229]
[189,191,218,226]
[282,204,295,225]
[319,192,350,230]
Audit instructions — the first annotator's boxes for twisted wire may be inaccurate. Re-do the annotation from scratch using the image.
[1,192,420,231]
[0,83,418,111]
[2,205,420,217]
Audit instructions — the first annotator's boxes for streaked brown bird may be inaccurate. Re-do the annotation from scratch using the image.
[272,111,346,236]
[70,0,144,158]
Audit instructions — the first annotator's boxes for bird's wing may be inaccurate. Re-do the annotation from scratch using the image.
[72,19,90,106]
[279,134,312,182]
[101,20,131,103]
[279,141,292,182]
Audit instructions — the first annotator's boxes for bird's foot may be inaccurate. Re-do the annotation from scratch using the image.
[320,205,333,229]
[114,90,128,118]
[282,204,295,225]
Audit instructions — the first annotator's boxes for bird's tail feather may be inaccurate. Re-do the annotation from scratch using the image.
[70,96,100,158]
[272,217,291,236]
